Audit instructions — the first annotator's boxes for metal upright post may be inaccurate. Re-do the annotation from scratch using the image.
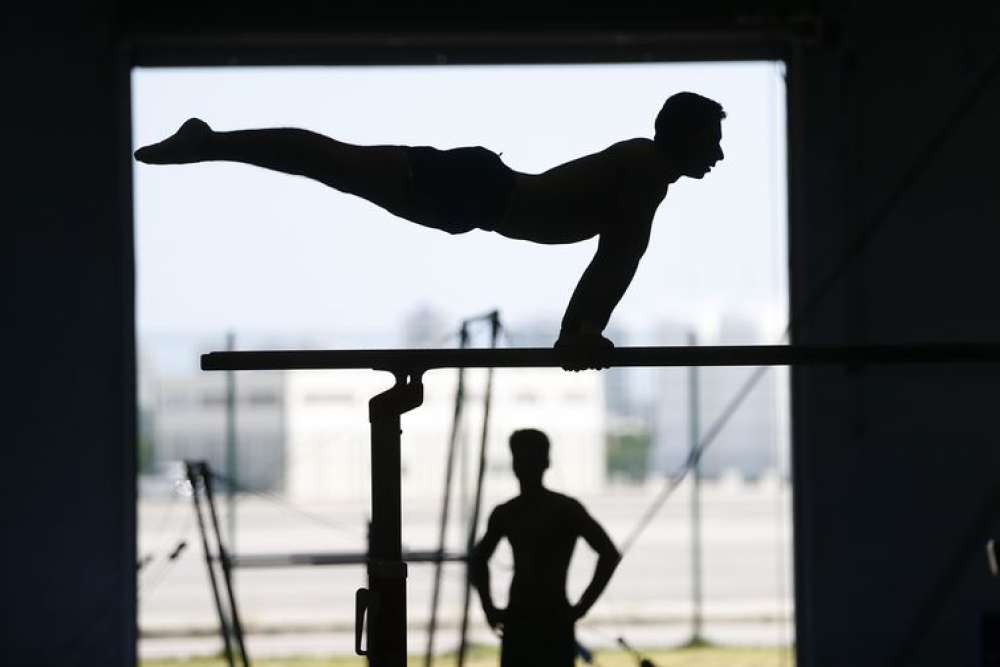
[225,331,237,552]
[358,373,424,667]
[425,325,470,667]
[185,461,236,667]
[201,462,250,667]
[457,313,500,667]
[687,331,705,644]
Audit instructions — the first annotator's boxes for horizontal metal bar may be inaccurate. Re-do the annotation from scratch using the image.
[202,343,1000,373]
[229,550,466,569]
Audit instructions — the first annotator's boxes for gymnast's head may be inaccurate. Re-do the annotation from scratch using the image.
[654,92,726,179]
[509,428,550,489]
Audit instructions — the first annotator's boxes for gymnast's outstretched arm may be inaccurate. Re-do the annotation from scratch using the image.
[558,229,649,344]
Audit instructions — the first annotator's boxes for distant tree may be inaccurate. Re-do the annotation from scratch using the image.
[137,435,156,474]
[606,431,652,482]
[137,406,157,473]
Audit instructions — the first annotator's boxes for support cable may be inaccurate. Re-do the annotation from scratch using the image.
[139,511,195,600]
[137,480,185,570]
[209,470,365,540]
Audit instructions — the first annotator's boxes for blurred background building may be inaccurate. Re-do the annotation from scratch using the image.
[141,310,788,500]
[144,352,606,501]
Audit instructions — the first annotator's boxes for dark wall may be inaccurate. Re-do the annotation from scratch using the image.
[791,6,1000,666]
[8,1,999,665]
[9,2,135,666]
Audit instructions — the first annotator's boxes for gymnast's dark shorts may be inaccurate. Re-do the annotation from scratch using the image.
[407,145,516,234]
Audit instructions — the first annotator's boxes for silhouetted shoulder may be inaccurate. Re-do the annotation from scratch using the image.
[609,137,658,158]
[490,497,519,523]
[545,491,589,522]
[600,138,660,169]
[613,138,668,185]
[603,139,669,219]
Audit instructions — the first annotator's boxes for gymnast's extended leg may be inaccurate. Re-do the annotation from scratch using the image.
[134,118,419,221]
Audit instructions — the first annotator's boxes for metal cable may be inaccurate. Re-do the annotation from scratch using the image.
[208,470,366,540]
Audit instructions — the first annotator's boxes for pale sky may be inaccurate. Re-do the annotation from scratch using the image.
[132,62,787,348]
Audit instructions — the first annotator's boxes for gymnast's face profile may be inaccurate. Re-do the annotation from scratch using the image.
[680,120,724,180]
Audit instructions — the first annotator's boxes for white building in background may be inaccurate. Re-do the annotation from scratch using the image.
[151,367,605,501]
[152,371,287,491]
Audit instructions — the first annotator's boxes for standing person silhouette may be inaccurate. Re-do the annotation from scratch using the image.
[134,92,725,368]
[469,429,620,667]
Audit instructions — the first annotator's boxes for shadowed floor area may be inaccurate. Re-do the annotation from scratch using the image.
[140,645,793,667]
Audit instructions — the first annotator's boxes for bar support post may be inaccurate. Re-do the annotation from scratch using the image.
[357,372,424,667]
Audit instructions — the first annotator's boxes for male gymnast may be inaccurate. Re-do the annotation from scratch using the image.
[135,91,725,368]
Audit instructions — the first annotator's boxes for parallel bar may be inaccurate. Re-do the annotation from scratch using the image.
[203,343,1000,372]
[230,551,467,569]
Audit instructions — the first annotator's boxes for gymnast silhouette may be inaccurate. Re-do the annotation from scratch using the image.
[469,429,620,667]
[134,92,725,368]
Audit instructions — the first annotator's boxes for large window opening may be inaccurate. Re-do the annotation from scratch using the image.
[132,60,791,665]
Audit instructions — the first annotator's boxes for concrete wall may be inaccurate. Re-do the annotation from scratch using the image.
[153,371,287,491]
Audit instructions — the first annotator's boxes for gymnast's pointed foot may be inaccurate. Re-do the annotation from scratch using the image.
[134,118,212,164]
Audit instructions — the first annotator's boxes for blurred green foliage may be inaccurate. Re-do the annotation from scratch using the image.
[606,430,652,482]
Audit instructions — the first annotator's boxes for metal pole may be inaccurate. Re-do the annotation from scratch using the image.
[425,325,470,667]
[457,313,500,667]
[201,463,250,667]
[688,331,704,644]
[185,461,236,667]
[225,331,237,551]
[459,413,469,550]
[365,374,424,667]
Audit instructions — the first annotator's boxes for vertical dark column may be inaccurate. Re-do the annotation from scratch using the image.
[225,331,238,551]
[687,331,704,643]
[202,463,250,667]
[186,462,236,667]
[10,7,133,666]
[366,375,423,667]
[457,313,501,667]
[426,325,470,667]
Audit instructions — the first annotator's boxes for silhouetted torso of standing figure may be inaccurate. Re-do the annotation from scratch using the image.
[471,429,620,667]
[493,490,588,666]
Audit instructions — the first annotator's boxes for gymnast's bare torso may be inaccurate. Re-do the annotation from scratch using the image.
[498,138,669,245]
